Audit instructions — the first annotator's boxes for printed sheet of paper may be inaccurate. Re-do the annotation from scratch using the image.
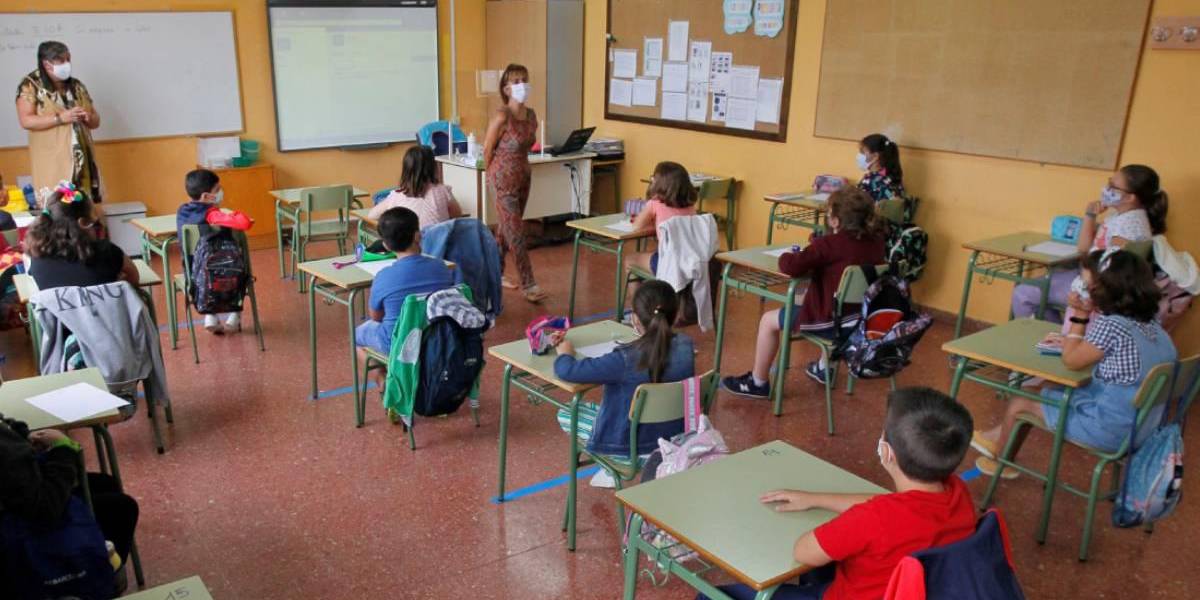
[688,41,712,83]
[756,78,784,124]
[577,341,619,359]
[724,0,753,34]
[609,78,634,107]
[709,51,733,94]
[643,37,663,77]
[612,49,638,79]
[1025,241,1078,257]
[357,258,397,277]
[661,91,688,120]
[662,61,689,93]
[753,0,786,38]
[687,82,709,122]
[711,92,728,122]
[725,96,757,130]
[729,65,760,99]
[605,220,637,233]
[667,20,690,62]
[26,382,130,424]
[763,247,792,257]
[632,77,658,106]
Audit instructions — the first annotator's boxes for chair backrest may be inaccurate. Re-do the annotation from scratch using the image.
[372,188,393,206]
[1172,354,1200,419]
[300,185,353,213]
[889,509,1025,600]
[627,370,718,460]
[696,177,733,214]
[878,197,905,225]
[179,224,253,283]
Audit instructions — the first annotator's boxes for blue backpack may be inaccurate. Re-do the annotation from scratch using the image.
[1112,365,1197,528]
[415,317,485,417]
[1,496,114,600]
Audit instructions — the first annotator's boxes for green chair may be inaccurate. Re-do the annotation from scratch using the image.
[982,355,1200,561]
[697,178,737,251]
[878,197,906,225]
[573,370,719,533]
[173,225,266,364]
[785,265,896,435]
[280,185,354,292]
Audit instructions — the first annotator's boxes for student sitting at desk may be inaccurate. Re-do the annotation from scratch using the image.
[974,250,1177,478]
[355,207,455,384]
[627,161,698,276]
[721,188,885,399]
[369,145,462,230]
[702,387,975,600]
[856,133,905,202]
[26,181,139,290]
[550,280,695,489]
[178,168,254,335]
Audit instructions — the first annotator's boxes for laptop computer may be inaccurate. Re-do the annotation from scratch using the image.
[547,127,595,156]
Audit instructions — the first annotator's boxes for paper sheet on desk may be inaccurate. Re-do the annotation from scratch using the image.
[577,340,626,358]
[1025,241,1077,257]
[763,248,792,257]
[356,259,397,277]
[605,220,637,233]
[14,214,35,228]
[26,382,129,423]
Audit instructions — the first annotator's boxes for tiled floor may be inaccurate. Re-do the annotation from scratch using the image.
[3,240,1197,599]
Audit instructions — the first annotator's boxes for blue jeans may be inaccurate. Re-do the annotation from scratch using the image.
[697,565,834,600]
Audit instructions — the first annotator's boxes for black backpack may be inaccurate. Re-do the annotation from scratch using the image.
[834,266,933,379]
[414,317,486,417]
[190,228,248,315]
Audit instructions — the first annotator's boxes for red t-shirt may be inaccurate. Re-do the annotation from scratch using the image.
[813,476,976,600]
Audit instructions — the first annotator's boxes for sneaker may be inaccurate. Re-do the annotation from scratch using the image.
[589,469,616,489]
[804,361,827,384]
[720,372,770,399]
[975,456,1019,480]
[971,430,1000,459]
[224,312,241,333]
[203,314,224,335]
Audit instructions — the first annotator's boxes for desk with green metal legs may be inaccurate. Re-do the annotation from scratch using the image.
[712,244,808,416]
[764,192,826,243]
[489,320,638,551]
[130,215,180,348]
[617,440,886,600]
[942,318,1091,546]
[270,185,369,280]
[953,232,1080,339]
[351,207,379,247]
[565,213,656,322]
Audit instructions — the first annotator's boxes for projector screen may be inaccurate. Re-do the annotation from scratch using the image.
[267,1,440,151]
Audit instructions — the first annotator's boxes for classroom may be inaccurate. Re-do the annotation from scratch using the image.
[0,0,1198,598]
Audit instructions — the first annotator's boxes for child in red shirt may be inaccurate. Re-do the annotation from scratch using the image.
[701,387,976,600]
[627,161,698,276]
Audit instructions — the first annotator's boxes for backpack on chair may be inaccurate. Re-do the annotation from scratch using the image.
[836,266,933,379]
[191,228,249,315]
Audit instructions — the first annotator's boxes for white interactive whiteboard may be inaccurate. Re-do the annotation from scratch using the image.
[0,11,243,148]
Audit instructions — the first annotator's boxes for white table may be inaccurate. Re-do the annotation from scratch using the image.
[437,152,595,225]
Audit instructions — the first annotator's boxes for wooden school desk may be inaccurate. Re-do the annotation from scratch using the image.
[763,191,827,242]
[942,318,1091,545]
[712,244,808,416]
[489,320,639,551]
[269,185,369,278]
[617,440,886,600]
[129,214,181,347]
[120,575,212,600]
[564,213,656,322]
[0,368,147,587]
[351,207,378,247]
[299,254,455,427]
[953,232,1080,339]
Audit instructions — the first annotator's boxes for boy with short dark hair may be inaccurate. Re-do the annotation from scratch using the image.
[354,207,455,359]
[178,168,252,334]
[705,387,976,600]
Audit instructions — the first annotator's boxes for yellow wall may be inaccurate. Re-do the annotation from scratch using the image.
[582,0,1200,352]
[0,0,489,215]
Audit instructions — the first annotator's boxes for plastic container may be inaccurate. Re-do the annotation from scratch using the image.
[102,201,147,258]
[231,156,254,168]
[239,139,261,163]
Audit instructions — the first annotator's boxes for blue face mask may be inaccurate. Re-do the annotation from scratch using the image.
[856,152,870,171]
[1101,186,1123,207]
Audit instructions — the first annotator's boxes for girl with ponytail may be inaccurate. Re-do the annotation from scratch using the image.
[26,181,138,289]
[857,133,906,202]
[551,280,695,487]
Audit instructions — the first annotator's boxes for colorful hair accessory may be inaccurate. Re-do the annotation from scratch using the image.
[54,180,84,204]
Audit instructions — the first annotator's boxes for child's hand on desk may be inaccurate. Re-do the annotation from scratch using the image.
[760,490,817,512]
[550,332,574,356]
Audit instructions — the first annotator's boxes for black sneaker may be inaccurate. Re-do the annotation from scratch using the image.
[805,362,828,384]
[721,372,770,399]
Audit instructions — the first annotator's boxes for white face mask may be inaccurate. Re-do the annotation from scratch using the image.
[856,152,870,171]
[212,189,224,205]
[1100,186,1123,207]
[509,82,528,104]
[50,61,71,80]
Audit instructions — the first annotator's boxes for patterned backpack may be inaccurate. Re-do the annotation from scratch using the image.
[191,228,248,315]
[835,267,933,379]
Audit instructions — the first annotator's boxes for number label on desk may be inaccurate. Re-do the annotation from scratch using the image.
[162,588,191,600]
[762,448,781,456]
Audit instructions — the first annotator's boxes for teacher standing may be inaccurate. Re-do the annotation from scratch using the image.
[483,63,547,303]
[15,41,103,205]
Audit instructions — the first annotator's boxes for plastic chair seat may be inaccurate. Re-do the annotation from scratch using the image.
[584,449,642,480]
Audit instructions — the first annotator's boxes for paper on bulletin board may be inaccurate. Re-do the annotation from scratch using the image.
[609,78,634,107]
[726,97,757,130]
[662,61,689,93]
[643,38,663,77]
[662,92,687,121]
[687,82,709,122]
[756,78,783,124]
[667,20,689,62]
[723,0,753,34]
[753,0,785,38]
[710,51,733,94]
[613,49,638,79]
[633,77,658,106]
[712,92,728,122]
[689,41,712,83]
[729,65,760,99]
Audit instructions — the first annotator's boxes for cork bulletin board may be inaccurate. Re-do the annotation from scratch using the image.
[604,0,799,142]
[814,0,1153,169]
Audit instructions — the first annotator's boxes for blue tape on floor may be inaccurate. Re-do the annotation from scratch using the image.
[490,465,602,504]
[312,380,377,401]
[960,467,982,482]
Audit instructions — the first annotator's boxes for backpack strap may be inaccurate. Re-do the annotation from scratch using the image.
[682,375,702,432]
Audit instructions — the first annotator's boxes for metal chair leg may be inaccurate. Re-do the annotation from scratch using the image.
[1079,458,1110,561]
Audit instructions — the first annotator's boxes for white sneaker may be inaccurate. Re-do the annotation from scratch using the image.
[589,469,616,489]
[204,314,223,335]
[224,312,241,333]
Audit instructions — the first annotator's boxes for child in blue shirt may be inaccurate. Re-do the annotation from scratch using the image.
[551,280,695,488]
[355,207,455,362]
